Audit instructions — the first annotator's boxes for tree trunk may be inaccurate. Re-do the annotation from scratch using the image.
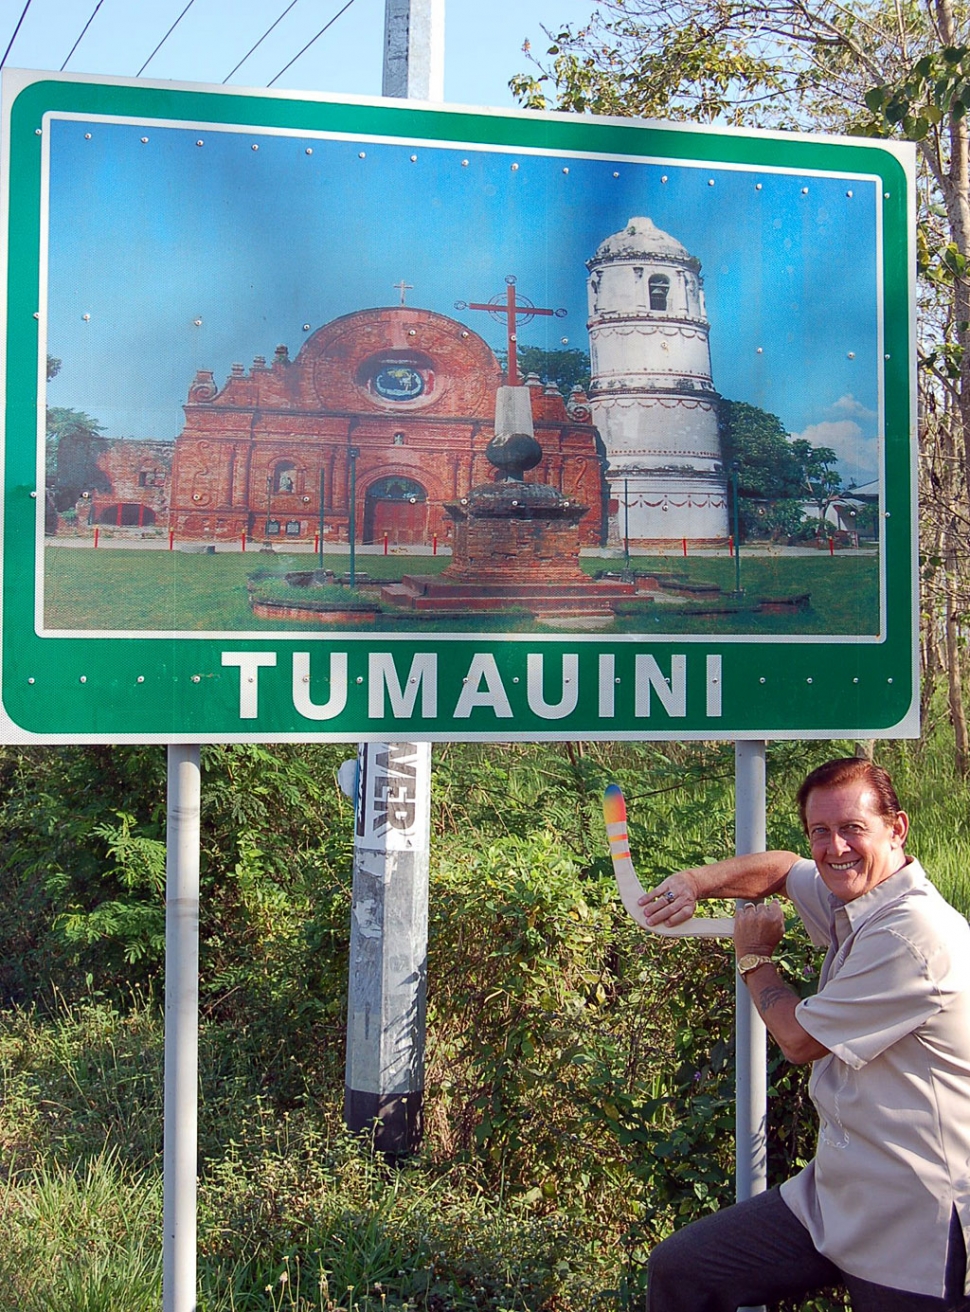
[945,539,970,775]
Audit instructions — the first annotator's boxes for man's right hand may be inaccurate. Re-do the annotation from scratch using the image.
[639,871,701,929]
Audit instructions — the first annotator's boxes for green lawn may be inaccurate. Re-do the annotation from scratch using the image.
[43,545,879,635]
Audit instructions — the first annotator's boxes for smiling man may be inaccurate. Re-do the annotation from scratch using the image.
[638,757,970,1312]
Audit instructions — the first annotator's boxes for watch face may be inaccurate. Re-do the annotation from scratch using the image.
[373,364,424,401]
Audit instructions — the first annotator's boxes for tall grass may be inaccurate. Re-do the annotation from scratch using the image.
[0,731,968,1309]
[0,1150,161,1312]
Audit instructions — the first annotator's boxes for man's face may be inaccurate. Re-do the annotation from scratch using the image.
[805,780,909,902]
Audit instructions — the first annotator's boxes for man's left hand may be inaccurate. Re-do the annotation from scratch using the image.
[734,899,786,957]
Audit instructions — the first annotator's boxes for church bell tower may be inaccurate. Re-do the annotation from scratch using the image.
[586,217,729,545]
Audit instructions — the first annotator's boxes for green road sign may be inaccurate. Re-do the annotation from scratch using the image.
[0,69,917,743]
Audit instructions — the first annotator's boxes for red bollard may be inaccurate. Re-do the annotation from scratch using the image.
[241,531,247,553]
[432,533,438,556]
[729,534,734,557]
[93,527,99,549]
[383,532,388,556]
[682,537,688,557]
[828,537,835,556]
[168,529,174,551]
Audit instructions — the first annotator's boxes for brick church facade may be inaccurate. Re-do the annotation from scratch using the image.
[161,305,605,548]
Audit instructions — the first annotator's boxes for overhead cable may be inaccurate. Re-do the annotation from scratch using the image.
[267,0,357,86]
[0,0,33,71]
[223,0,302,83]
[61,0,106,71]
[137,0,197,77]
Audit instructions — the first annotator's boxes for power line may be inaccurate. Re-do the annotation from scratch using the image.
[267,0,357,87]
[61,0,106,71]
[137,0,197,77]
[223,0,302,84]
[0,0,33,71]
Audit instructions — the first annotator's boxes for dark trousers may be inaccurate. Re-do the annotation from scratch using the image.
[646,1187,969,1312]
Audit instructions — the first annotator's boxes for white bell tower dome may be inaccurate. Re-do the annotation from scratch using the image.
[586,217,728,546]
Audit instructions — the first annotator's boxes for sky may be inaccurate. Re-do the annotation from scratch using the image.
[5,0,885,487]
[0,0,595,106]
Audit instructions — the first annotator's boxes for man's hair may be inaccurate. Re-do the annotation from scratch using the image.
[796,757,902,831]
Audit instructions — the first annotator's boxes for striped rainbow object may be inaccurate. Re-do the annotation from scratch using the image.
[603,783,734,938]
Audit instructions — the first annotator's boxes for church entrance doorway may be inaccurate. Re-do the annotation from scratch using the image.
[363,477,428,546]
[97,503,157,527]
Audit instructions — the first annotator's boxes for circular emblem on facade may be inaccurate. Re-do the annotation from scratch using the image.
[372,364,425,401]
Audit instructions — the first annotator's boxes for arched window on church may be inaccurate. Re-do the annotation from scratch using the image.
[274,461,297,494]
[649,274,670,311]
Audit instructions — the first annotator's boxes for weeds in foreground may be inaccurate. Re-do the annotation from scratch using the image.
[0,732,966,1311]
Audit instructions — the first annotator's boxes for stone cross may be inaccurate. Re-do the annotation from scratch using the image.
[456,276,564,386]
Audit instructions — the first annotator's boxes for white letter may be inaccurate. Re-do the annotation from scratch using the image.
[527,653,578,720]
[706,654,722,718]
[453,653,513,718]
[221,651,277,719]
[598,653,615,718]
[635,654,686,718]
[368,653,437,718]
[292,651,348,721]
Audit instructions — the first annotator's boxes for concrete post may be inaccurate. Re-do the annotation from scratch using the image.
[382,0,445,100]
[344,742,431,1154]
[162,745,201,1312]
[340,0,444,1162]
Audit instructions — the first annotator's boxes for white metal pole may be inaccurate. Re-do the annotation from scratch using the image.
[163,744,201,1312]
[735,740,767,1312]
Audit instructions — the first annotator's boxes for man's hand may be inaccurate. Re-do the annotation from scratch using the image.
[734,900,786,957]
[733,901,829,1064]
[640,871,701,929]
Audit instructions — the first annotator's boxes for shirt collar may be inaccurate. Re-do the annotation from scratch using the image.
[827,856,927,932]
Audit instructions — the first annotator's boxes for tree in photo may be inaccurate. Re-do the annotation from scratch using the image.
[718,399,842,540]
[46,407,111,512]
[499,344,592,394]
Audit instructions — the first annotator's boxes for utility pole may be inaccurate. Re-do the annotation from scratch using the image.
[344,0,444,1156]
[382,0,444,100]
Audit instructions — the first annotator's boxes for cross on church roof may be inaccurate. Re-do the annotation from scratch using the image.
[455,275,566,386]
[394,279,414,306]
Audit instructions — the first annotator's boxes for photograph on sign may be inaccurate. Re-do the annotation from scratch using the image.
[41,118,882,642]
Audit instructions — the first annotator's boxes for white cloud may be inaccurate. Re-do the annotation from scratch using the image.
[789,419,878,488]
[825,393,877,426]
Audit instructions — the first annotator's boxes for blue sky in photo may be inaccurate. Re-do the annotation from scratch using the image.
[45,116,883,486]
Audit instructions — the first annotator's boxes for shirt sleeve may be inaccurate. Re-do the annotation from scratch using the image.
[785,858,831,948]
[795,908,950,1069]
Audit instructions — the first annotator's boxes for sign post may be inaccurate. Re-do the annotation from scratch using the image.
[162,744,200,1312]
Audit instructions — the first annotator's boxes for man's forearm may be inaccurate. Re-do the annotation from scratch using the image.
[688,850,799,901]
[742,961,829,1064]
[641,850,799,930]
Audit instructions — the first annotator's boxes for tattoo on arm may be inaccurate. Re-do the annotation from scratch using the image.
[756,983,796,1013]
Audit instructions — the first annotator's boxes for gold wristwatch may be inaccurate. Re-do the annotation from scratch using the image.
[737,953,774,976]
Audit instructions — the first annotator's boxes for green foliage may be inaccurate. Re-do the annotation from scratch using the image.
[718,400,843,540]
[0,1150,162,1312]
[863,45,970,141]
[510,15,793,122]
[45,406,109,499]
[1,735,968,1310]
[502,345,592,393]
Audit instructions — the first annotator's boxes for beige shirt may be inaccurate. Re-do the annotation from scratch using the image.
[780,857,970,1297]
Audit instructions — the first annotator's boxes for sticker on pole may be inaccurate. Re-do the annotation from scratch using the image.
[0,69,918,743]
